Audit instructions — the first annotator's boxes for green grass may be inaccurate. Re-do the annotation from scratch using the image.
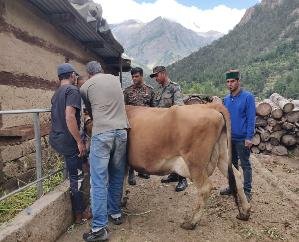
[0,160,64,225]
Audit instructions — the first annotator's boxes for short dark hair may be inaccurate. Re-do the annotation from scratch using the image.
[58,72,73,81]
[131,67,143,76]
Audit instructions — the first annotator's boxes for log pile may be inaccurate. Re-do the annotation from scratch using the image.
[252,93,299,156]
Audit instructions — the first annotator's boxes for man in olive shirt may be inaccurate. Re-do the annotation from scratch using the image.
[150,66,187,192]
[124,67,155,185]
[81,61,129,242]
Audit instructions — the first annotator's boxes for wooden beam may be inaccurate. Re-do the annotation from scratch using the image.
[50,13,76,25]
[83,41,104,49]
[103,57,119,64]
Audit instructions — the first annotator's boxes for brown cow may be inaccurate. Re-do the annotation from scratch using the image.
[125,103,250,230]
[84,103,251,230]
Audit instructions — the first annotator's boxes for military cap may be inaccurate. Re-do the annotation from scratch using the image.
[150,66,166,78]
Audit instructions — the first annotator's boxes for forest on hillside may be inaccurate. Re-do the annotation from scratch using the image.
[168,0,299,99]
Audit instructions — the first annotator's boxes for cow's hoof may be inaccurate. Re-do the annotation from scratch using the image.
[180,222,196,230]
[236,213,250,221]
[121,196,128,208]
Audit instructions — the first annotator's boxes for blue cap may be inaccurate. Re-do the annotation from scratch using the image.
[57,63,76,76]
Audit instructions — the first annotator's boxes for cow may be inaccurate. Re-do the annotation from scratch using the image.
[125,103,250,230]
[84,103,251,230]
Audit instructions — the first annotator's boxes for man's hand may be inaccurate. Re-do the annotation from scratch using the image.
[245,139,253,148]
[77,140,86,157]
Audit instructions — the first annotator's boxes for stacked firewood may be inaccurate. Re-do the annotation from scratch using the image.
[252,93,299,156]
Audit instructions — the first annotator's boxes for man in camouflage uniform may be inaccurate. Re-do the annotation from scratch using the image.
[150,66,188,192]
[124,67,155,185]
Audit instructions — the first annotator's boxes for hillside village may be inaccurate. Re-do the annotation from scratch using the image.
[0,0,299,242]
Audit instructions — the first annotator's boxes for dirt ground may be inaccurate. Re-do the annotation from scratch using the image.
[58,154,299,242]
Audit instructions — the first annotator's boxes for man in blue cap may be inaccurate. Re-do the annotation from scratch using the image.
[49,63,87,224]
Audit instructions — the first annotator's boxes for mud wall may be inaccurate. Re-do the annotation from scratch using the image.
[0,0,101,129]
[0,0,105,193]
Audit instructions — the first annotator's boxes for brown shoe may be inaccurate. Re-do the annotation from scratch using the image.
[82,207,92,220]
[75,212,84,225]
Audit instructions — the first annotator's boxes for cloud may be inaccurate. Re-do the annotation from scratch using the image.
[95,0,246,33]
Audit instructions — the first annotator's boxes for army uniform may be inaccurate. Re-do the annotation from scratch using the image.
[153,80,184,107]
[153,80,188,192]
[123,83,155,185]
[124,83,155,107]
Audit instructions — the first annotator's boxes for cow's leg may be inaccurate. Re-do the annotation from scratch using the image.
[181,171,212,230]
[217,144,251,220]
[121,163,129,208]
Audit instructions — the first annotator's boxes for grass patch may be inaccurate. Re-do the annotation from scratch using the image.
[239,226,260,240]
[0,159,64,225]
[262,227,285,240]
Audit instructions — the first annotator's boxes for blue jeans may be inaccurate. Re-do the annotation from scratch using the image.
[64,154,84,213]
[231,140,252,194]
[89,129,127,230]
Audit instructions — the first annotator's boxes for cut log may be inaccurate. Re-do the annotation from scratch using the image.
[256,116,267,127]
[267,117,277,126]
[281,134,297,147]
[272,123,282,132]
[286,108,299,123]
[281,122,295,131]
[265,125,273,132]
[265,142,273,152]
[271,145,288,156]
[258,142,266,151]
[256,127,270,142]
[256,102,271,116]
[292,100,299,108]
[264,99,283,119]
[251,146,260,154]
[270,93,294,113]
[211,96,223,103]
[269,130,286,146]
[252,133,261,146]
[293,145,299,156]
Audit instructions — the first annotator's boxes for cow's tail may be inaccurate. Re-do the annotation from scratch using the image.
[210,103,238,206]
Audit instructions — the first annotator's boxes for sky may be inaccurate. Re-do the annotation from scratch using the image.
[95,0,261,34]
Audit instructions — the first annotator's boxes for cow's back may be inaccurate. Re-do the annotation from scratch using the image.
[126,104,226,172]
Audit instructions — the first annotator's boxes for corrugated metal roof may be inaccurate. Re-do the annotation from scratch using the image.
[28,0,124,58]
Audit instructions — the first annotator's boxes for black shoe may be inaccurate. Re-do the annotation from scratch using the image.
[220,187,232,196]
[109,215,123,225]
[175,178,188,192]
[161,173,179,183]
[128,174,136,186]
[245,192,252,202]
[83,228,110,242]
[138,173,150,179]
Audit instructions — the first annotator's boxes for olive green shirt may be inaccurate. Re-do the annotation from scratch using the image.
[153,80,184,108]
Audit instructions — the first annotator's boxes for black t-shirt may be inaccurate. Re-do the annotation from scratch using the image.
[49,84,81,156]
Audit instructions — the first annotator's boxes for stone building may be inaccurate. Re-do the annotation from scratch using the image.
[0,0,130,193]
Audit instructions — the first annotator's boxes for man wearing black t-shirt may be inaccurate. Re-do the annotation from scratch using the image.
[49,63,87,224]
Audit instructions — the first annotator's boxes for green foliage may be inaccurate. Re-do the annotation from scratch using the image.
[168,0,299,99]
[0,159,64,225]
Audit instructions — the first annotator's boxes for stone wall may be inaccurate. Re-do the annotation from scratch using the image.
[0,135,60,194]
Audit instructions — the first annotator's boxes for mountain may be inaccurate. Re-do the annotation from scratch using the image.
[168,0,299,99]
[111,17,222,73]
[197,30,224,42]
